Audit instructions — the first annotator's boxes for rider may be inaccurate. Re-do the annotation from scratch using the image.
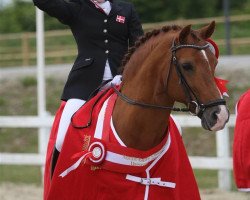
[32,0,143,198]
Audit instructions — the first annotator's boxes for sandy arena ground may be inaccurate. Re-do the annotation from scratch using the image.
[0,183,249,200]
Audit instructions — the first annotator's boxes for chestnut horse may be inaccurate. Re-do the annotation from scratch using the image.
[112,21,229,151]
[47,22,229,200]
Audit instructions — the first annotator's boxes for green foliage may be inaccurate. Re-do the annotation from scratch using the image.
[0,1,36,33]
[1,0,250,33]
[0,1,67,33]
[130,0,250,22]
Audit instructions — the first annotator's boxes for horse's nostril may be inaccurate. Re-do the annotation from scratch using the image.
[212,111,218,121]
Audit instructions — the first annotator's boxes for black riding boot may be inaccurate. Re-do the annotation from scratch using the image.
[50,146,60,179]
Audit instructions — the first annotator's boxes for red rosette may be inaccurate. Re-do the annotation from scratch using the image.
[88,141,106,165]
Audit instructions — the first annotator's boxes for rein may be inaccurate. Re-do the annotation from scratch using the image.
[112,84,189,112]
[113,40,226,116]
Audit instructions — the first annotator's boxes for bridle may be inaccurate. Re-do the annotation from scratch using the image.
[170,40,226,116]
[72,39,227,129]
[112,39,226,117]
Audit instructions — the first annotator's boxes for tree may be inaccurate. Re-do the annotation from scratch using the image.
[0,1,66,33]
[0,1,35,33]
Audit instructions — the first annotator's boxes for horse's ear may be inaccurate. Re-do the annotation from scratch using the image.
[179,24,191,44]
[197,21,216,39]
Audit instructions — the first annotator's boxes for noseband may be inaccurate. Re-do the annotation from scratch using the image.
[112,40,226,117]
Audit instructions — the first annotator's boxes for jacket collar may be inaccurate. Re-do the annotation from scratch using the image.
[109,0,122,17]
[84,0,121,16]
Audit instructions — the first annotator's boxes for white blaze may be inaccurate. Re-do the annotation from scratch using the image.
[201,50,211,71]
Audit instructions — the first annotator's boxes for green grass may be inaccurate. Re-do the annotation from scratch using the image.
[0,165,41,185]
[0,127,40,185]
[0,128,38,153]
[194,170,239,191]
[21,76,37,87]
[182,128,217,156]
[194,170,218,189]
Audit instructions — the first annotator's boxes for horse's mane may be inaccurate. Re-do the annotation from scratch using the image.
[119,25,182,74]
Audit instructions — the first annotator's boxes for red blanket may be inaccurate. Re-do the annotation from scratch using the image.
[233,89,250,191]
[44,88,200,200]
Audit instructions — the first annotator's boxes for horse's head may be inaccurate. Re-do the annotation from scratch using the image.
[119,21,229,135]
[165,21,229,131]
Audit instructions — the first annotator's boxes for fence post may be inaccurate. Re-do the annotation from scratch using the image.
[36,8,46,184]
[38,112,51,184]
[216,125,232,190]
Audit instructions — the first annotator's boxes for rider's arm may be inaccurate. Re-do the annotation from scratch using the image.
[33,0,81,25]
[128,4,144,47]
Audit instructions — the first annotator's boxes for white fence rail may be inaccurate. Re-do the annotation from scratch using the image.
[0,114,236,190]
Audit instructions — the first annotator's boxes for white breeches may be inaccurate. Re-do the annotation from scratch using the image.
[55,99,86,151]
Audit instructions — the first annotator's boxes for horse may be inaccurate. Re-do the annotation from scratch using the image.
[46,21,229,200]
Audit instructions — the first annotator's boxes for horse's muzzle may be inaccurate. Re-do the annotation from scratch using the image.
[200,105,230,131]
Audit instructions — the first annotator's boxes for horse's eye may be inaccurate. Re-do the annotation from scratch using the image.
[182,63,193,71]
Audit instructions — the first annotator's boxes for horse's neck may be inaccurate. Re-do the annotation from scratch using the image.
[112,76,174,150]
[112,33,175,150]
[112,100,171,150]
